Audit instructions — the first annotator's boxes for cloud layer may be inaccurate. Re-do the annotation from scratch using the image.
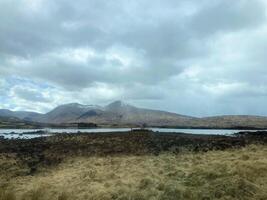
[1,0,267,116]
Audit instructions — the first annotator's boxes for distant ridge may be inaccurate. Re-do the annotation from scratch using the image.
[1,101,267,129]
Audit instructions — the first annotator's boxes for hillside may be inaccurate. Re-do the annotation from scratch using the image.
[177,115,267,129]
[1,101,267,129]
[0,109,43,121]
[0,116,42,129]
[27,101,195,127]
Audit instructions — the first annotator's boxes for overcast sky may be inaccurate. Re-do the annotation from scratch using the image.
[1,0,267,116]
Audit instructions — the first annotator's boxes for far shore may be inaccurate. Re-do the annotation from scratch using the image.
[1,125,267,130]
[1,130,266,199]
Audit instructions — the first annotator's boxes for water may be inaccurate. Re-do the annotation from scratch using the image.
[0,129,51,139]
[1,133,51,140]
[0,128,263,139]
[0,128,131,139]
[151,128,253,135]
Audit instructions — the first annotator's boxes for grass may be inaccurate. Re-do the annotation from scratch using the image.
[0,145,267,200]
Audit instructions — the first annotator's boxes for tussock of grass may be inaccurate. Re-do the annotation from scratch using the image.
[0,145,267,200]
[0,189,16,200]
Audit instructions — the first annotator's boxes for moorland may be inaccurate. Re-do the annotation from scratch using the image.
[0,130,267,200]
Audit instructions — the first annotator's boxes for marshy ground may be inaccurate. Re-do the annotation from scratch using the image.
[0,130,267,200]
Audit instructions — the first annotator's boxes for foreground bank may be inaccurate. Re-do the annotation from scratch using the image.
[0,130,267,200]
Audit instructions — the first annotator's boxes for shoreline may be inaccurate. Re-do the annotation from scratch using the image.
[0,130,266,168]
[1,126,267,130]
[1,130,266,199]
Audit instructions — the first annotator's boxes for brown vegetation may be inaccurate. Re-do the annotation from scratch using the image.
[0,131,267,200]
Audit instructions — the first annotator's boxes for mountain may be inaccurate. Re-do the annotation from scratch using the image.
[0,109,14,117]
[0,109,42,120]
[1,101,267,128]
[33,103,102,123]
[73,100,194,126]
[196,115,267,129]
[30,101,193,126]
[0,115,44,129]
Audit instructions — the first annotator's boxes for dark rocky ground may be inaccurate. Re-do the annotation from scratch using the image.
[0,130,266,175]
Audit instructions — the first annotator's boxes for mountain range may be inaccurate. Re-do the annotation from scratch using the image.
[1,100,267,129]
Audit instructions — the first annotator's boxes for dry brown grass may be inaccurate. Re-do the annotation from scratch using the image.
[1,145,267,200]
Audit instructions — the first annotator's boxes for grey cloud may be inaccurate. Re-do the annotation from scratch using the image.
[0,0,195,89]
[1,0,267,116]
[190,0,266,36]
[11,86,49,103]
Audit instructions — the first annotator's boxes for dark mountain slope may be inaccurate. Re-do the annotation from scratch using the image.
[2,101,267,128]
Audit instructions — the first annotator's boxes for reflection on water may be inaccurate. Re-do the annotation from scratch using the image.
[0,128,263,139]
[1,134,51,140]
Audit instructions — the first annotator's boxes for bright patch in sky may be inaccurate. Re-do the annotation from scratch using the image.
[0,0,267,116]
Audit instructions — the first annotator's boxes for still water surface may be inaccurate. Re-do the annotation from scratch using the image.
[0,128,262,139]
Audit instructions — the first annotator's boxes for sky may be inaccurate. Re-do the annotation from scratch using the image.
[1,0,267,117]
